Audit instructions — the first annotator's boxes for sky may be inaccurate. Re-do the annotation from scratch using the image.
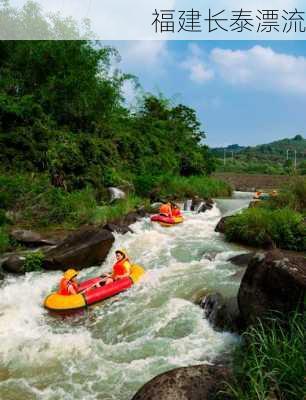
[8,1,306,147]
[111,40,306,147]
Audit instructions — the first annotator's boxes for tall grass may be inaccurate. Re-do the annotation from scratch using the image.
[135,174,232,199]
[225,208,305,251]
[226,311,306,400]
[90,195,144,225]
[0,172,144,229]
[267,177,306,214]
[22,186,98,227]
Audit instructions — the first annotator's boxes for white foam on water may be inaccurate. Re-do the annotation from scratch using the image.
[0,197,250,400]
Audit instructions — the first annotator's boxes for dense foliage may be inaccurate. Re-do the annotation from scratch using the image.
[227,311,306,400]
[225,207,305,251]
[24,250,44,272]
[213,135,306,175]
[224,178,306,251]
[0,39,229,253]
[0,40,214,192]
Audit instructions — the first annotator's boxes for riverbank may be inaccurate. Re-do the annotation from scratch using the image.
[215,177,306,253]
[0,171,232,256]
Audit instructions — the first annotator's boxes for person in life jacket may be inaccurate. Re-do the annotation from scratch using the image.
[58,268,79,295]
[170,202,181,217]
[270,190,278,197]
[253,190,262,200]
[104,249,132,285]
[159,201,173,218]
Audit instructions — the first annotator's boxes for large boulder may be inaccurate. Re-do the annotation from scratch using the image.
[42,227,114,270]
[201,293,242,333]
[131,364,232,400]
[2,255,25,274]
[228,253,255,267]
[183,198,214,213]
[215,216,230,233]
[191,197,214,213]
[103,223,133,235]
[238,250,306,327]
[10,229,57,248]
[103,208,147,235]
[111,209,148,227]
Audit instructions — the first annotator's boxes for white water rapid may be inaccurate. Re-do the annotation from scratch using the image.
[0,192,252,400]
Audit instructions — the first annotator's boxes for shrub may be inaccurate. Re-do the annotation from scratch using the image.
[24,251,44,272]
[22,186,98,227]
[225,207,305,251]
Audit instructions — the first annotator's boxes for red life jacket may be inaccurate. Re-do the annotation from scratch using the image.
[58,278,78,295]
[113,258,131,278]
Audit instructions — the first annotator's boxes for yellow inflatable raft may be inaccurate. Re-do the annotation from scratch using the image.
[44,265,145,312]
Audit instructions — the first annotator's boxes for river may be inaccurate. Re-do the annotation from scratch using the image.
[0,192,252,400]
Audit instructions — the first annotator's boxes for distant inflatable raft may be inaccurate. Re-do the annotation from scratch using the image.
[150,214,184,226]
[44,265,145,312]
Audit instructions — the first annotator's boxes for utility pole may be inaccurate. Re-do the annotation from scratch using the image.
[223,149,226,166]
[294,150,297,169]
[286,149,290,160]
[231,151,234,162]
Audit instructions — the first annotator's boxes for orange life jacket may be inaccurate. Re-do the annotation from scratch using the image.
[112,258,131,278]
[159,203,172,217]
[58,278,78,296]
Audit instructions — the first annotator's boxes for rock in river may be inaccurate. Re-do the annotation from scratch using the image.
[131,364,232,400]
[214,216,230,234]
[42,227,114,270]
[201,292,242,333]
[2,255,25,274]
[238,250,306,327]
[10,229,57,248]
[228,253,255,267]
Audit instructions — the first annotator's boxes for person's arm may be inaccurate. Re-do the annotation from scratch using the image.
[114,271,130,280]
[67,282,78,295]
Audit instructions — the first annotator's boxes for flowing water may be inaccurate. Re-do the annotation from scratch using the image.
[0,192,252,400]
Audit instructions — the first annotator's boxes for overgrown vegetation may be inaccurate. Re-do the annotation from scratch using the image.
[91,195,144,225]
[224,178,306,251]
[135,174,232,199]
[0,40,214,187]
[267,178,306,214]
[0,225,9,253]
[226,311,306,400]
[24,250,44,272]
[225,207,305,251]
[0,38,230,255]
